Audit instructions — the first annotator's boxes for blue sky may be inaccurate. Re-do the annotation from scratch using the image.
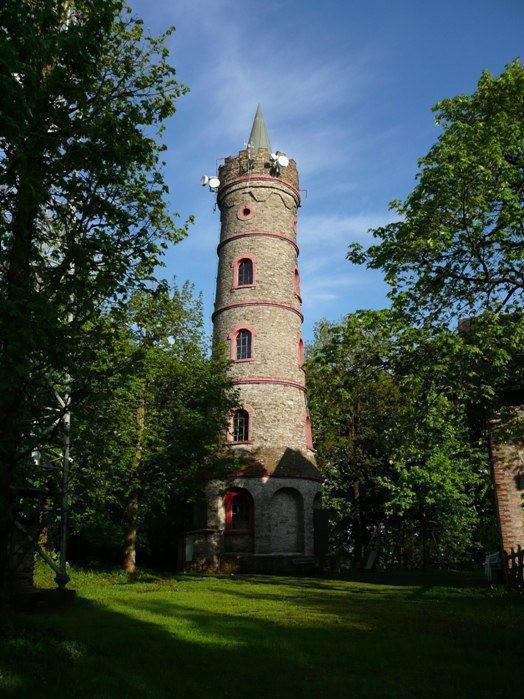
[131,0,522,341]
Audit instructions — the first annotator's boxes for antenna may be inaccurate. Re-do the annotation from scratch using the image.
[200,174,221,192]
[269,151,289,175]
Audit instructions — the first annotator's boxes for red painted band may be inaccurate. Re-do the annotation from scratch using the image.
[212,300,303,322]
[228,471,323,483]
[232,377,306,392]
[217,231,299,256]
[218,175,300,202]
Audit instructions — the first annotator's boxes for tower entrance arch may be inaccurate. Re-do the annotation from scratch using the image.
[270,488,304,553]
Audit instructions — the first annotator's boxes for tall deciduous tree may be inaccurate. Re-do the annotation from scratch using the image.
[348,60,524,322]
[307,311,401,566]
[69,281,237,573]
[0,0,188,585]
[344,62,523,566]
[384,327,489,567]
[307,313,494,568]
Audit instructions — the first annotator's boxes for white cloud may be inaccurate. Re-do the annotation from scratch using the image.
[162,0,380,177]
[303,273,363,304]
[300,212,393,246]
[296,211,394,310]
[132,0,393,336]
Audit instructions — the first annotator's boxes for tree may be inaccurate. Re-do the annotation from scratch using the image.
[0,1,188,585]
[68,281,237,572]
[383,327,489,567]
[307,310,402,566]
[348,60,524,323]
[307,312,495,568]
[344,62,523,565]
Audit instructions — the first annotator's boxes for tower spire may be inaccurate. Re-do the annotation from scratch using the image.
[247,104,271,152]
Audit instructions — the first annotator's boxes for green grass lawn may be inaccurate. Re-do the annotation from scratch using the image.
[1,564,522,698]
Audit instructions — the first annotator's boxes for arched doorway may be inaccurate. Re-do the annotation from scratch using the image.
[270,488,304,553]
[223,488,254,554]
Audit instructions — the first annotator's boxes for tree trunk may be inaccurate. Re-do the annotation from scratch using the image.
[122,488,139,574]
[352,479,364,569]
[0,169,41,590]
[121,396,145,574]
[38,494,52,547]
[420,508,429,570]
[348,407,365,570]
[398,522,405,568]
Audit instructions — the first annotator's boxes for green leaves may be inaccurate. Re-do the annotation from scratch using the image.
[307,310,499,566]
[69,280,237,559]
[347,59,524,323]
[0,1,191,560]
[0,6,187,399]
[341,63,524,566]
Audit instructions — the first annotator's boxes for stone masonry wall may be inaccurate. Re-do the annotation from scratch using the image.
[206,476,321,555]
[226,383,308,450]
[215,235,299,308]
[218,186,298,245]
[214,145,314,459]
[194,141,321,569]
[218,147,299,192]
[490,405,524,552]
[213,306,304,388]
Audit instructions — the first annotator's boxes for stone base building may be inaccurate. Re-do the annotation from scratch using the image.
[184,107,327,574]
[490,403,524,556]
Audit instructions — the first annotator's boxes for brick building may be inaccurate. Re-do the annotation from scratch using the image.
[459,318,524,566]
[185,107,325,573]
[490,403,524,556]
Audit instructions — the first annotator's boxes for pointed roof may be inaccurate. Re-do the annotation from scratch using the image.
[247,104,271,152]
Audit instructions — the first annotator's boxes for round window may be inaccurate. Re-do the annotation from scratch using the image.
[237,203,255,221]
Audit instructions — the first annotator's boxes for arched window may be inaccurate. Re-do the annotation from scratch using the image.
[236,329,252,360]
[298,337,305,367]
[224,489,254,531]
[238,258,253,286]
[232,254,256,289]
[294,268,301,298]
[230,324,256,362]
[305,411,314,451]
[233,409,250,442]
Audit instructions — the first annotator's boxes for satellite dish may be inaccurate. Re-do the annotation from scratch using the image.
[208,176,221,189]
[200,175,209,186]
[276,154,289,168]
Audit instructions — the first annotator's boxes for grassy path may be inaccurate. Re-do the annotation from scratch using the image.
[1,565,522,697]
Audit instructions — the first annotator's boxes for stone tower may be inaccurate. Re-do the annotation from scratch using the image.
[185,106,324,573]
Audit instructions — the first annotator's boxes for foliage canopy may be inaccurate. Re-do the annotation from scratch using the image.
[348,60,524,322]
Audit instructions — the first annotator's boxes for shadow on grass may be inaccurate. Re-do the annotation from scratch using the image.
[230,568,487,589]
[1,577,523,698]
